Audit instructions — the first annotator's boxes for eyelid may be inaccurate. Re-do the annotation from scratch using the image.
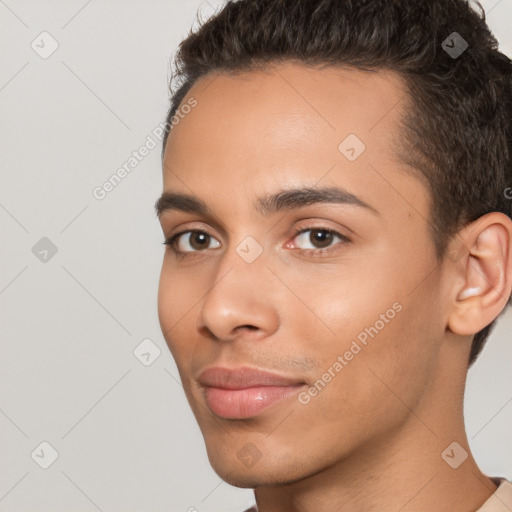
[164,220,221,244]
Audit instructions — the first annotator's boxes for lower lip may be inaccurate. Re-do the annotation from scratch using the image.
[203,385,305,419]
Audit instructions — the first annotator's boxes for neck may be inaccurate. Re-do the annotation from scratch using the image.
[253,419,496,512]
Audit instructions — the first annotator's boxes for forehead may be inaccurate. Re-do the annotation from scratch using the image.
[162,62,427,225]
[166,62,409,154]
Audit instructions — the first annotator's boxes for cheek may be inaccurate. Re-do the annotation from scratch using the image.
[157,256,203,325]
[283,302,436,466]
[157,263,173,335]
[157,261,195,361]
[288,248,439,426]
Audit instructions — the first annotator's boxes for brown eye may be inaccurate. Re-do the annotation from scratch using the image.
[165,230,221,253]
[309,229,334,248]
[293,227,347,251]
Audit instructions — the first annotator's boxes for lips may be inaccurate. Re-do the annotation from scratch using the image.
[198,366,305,389]
[197,366,306,419]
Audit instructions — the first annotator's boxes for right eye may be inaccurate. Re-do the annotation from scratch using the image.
[164,230,221,255]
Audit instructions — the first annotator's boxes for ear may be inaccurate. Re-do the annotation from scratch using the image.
[447,212,512,336]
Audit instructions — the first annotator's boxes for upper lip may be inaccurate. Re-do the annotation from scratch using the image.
[197,366,305,390]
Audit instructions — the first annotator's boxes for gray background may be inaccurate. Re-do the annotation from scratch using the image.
[0,1,511,511]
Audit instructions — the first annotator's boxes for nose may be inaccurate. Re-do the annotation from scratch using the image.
[197,245,279,343]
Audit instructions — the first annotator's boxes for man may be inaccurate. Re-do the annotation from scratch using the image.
[155,0,512,510]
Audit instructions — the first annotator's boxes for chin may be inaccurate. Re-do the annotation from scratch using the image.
[212,464,301,489]
[206,445,316,488]
[214,469,265,489]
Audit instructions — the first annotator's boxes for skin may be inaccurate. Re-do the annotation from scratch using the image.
[156,62,512,512]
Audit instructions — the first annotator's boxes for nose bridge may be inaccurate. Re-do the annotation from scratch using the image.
[198,235,278,340]
[212,231,269,291]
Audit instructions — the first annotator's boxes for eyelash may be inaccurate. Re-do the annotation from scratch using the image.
[163,225,351,259]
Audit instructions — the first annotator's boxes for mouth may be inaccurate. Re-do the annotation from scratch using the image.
[197,366,307,419]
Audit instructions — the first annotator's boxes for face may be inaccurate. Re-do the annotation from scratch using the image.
[157,63,449,487]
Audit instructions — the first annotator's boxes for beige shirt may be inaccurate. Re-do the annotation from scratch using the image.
[476,477,512,511]
[243,477,512,512]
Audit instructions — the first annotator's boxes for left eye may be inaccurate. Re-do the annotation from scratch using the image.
[291,227,349,251]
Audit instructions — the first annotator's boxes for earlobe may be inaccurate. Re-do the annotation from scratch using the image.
[447,212,512,336]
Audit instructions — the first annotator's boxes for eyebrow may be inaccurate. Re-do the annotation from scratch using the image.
[154,186,380,218]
